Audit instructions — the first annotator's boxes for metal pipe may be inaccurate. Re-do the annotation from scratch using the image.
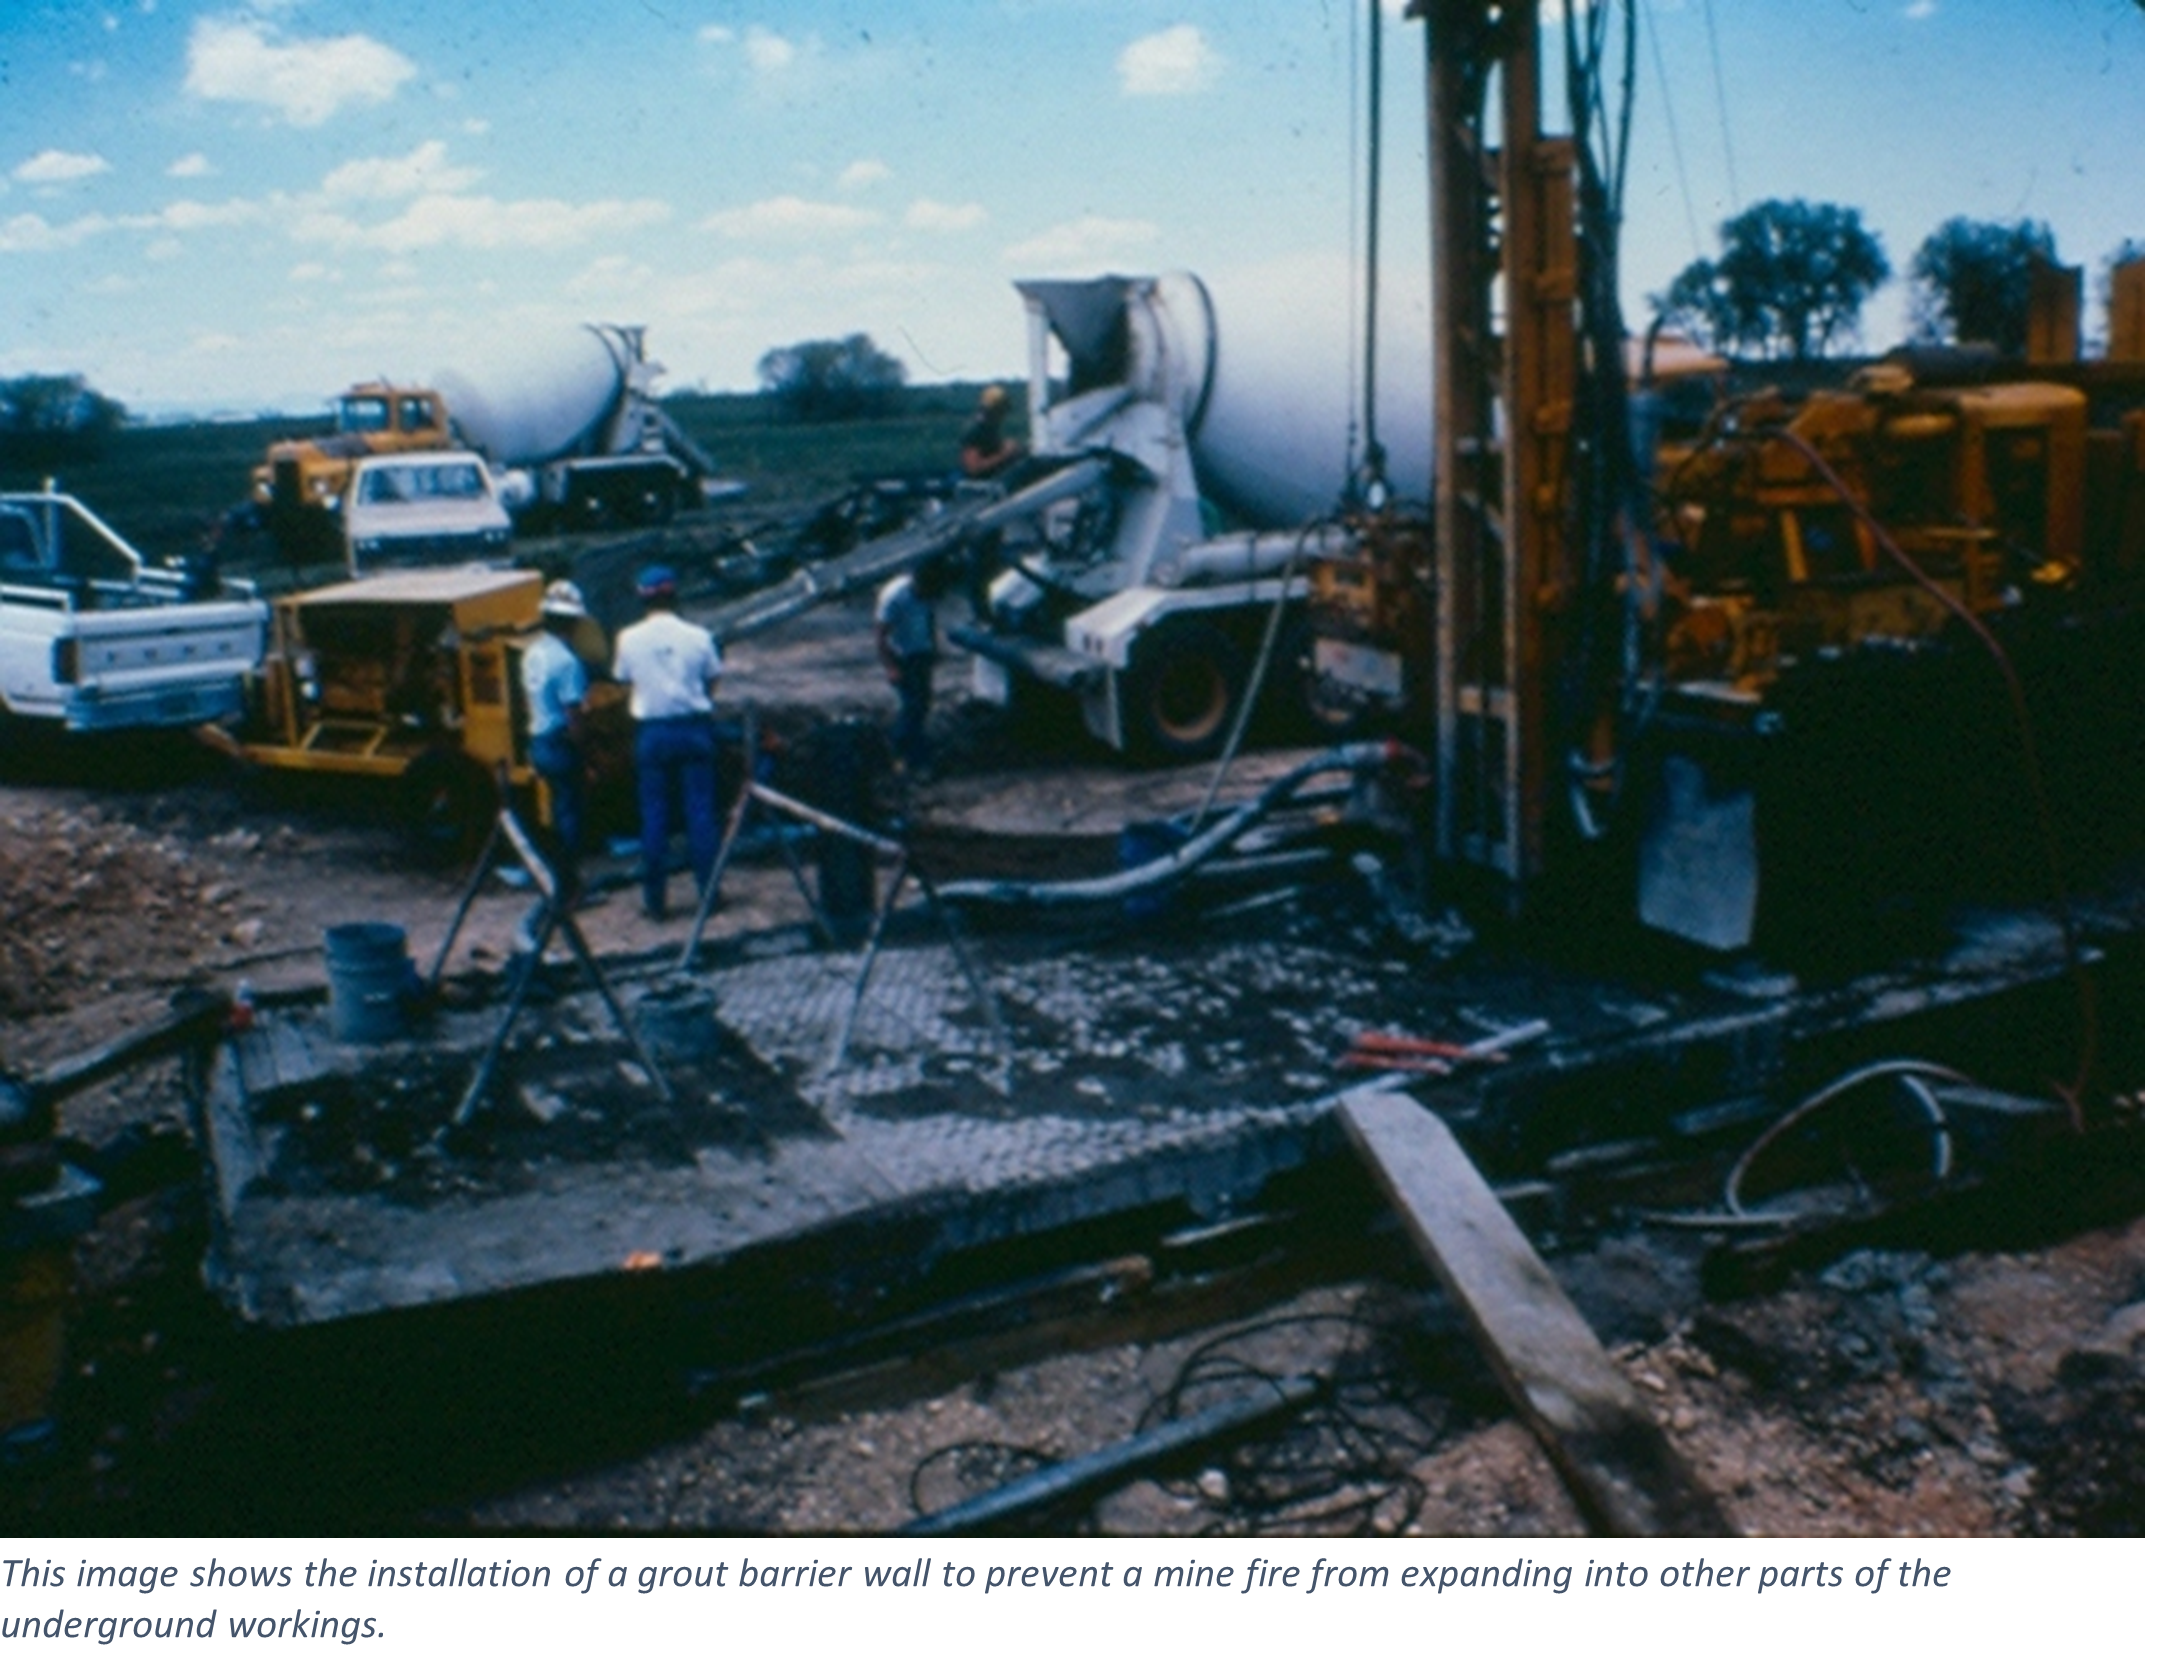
[899,1373,1324,1536]
[940,742,1402,909]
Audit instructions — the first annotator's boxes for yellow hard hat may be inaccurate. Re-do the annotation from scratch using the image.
[980,384,1009,410]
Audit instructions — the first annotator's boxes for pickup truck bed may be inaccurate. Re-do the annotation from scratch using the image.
[1,493,268,732]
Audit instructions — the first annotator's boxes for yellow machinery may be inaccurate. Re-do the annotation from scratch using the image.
[1310,3,2146,955]
[253,384,455,562]
[1655,374,2106,688]
[237,568,618,846]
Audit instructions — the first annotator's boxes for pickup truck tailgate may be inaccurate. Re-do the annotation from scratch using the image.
[65,599,267,685]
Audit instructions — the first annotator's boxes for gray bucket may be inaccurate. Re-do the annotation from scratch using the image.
[325,922,413,1044]
[634,979,720,1063]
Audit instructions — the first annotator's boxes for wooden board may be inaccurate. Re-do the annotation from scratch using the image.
[1338,1088,1731,1536]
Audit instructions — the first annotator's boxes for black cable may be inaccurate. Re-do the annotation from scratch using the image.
[1361,0,1385,482]
[897,1301,1458,1537]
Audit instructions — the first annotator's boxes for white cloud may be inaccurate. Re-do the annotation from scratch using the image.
[145,238,184,262]
[697,25,734,45]
[1002,214,1159,267]
[703,196,879,238]
[288,261,336,282]
[461,118,490,136]
[1117,25,1220,96]
[567,254,654,298]
[184,17,416,127]
[838,159,892,191]
[145,197,263,233]
[167,153,214,179]
[1904,0,1939,17]
[87,272,138,294]
[905,199,986,233]
[321,141,481,201]
[13,149,111,185]
[743,26,796,74]
[294,193,670,253]
[0,211,113,252]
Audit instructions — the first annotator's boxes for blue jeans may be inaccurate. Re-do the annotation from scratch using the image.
[528,729,584,891]
[893,654,935,770]
[635,716,720,914]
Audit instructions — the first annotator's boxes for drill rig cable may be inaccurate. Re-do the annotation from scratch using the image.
[1640,0,1705,259]
[1189,515,1333,830]
[1760,426,2099,1123]
[1360,0,1385,488]
[1559,0,1658,840]
[1699,0,1743,209]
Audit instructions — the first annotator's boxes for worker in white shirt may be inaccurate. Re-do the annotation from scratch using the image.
[874,555,953,779]
[611,565,724,920]
[522,578,596,900]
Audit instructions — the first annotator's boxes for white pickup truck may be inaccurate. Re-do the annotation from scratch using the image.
[342,452,513,576]
[0,490,268,733]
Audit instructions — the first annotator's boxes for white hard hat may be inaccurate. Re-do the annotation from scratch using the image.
[540,579,588,619]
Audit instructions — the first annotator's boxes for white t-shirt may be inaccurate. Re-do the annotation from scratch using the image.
[876,573,937,658]
[612,611,722,720]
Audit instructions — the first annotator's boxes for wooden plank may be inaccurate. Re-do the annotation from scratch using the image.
[28,993,227,1107]
[1338,1089,1732,1537]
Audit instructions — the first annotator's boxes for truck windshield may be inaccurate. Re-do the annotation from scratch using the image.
[338,397,392,434]
[359,463,488,504]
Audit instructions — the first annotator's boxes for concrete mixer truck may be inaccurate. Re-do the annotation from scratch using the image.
[679,263,1430,762]
[952,265,1432,760]
[253,324,717,558]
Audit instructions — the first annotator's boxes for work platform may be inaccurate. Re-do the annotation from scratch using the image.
[194,868,2141,1335]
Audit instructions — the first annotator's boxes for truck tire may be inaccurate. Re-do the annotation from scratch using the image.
[401,751,497,863]
[1123,619,1243,762]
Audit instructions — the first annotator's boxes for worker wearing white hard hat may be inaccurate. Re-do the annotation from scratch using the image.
[521,580,596,932]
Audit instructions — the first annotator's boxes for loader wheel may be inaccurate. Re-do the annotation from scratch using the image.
[401,752,496,863]
[1123,620,1242,763]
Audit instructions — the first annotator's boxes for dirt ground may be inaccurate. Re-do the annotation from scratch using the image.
[0,596,2142,1536]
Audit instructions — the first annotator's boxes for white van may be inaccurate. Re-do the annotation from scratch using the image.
[343,452,513,575]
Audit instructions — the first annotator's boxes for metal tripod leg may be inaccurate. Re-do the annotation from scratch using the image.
[824,852,913,1077]
[449,901,558,1130]
[677,783,755,972]
[450,805,677,1132]
[424,813,507,992]
[917,870,1014,1095]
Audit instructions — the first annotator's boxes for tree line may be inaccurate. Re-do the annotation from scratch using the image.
[0,373,128,465]
[1654,200,2141,363]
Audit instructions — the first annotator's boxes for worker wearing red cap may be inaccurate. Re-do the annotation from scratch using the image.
[611,565,724,920]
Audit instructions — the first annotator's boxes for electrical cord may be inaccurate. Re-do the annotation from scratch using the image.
[1723,1057,1967,1219]
[900,1304,1454,1536]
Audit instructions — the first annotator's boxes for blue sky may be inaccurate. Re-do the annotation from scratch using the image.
[1,1,2144,416]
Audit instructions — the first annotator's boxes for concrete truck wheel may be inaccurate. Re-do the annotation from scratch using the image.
[1124,620,1243,762]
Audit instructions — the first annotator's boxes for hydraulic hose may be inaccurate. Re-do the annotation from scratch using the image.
[940,741,1406,910]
